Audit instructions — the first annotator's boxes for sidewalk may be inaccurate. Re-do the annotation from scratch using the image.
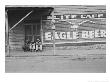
[5,49,106,73]
[6,49,106,57]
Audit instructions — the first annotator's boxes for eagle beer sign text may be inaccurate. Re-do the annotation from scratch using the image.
[43,13,106,43]
[45,30,106,40]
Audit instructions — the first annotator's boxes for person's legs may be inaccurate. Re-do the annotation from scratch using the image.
[39,45,42,51]
[29,43,32,52]
[36,44,38,52]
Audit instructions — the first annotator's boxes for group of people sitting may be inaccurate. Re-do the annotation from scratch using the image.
[22,39,42,52]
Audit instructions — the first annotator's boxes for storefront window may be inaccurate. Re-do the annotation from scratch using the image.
[24,24,41,42]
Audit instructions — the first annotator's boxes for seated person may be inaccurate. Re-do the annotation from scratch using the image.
[36,39,42,51]
[30,41,36,52]
[22,40,30,52]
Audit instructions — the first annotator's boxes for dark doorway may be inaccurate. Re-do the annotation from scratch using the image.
[24,23,41,42]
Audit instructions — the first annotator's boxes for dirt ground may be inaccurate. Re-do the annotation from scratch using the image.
[5,50,106,73]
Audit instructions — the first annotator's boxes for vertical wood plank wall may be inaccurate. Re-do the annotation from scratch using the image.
[53,5,105,14]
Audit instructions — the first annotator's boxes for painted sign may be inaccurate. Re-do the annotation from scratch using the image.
[42,14,106,44]
[45,30,106,40]
[46,13,106,20]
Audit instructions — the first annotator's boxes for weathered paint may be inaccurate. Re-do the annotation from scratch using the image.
[7,5,106,50]
[9,24,25,50]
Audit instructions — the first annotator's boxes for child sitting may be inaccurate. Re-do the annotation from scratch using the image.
[36,39,42,51]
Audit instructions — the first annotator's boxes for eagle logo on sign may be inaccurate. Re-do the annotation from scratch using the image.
[67,20,96,29]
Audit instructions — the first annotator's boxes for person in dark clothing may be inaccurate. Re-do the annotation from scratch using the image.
[22,40,30,52]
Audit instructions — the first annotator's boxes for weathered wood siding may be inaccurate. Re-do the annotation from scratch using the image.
[43,5,106,42]
[42,5,106,50]
[53,5,106,14]
[8,5,106,50]
[9,24,25,50]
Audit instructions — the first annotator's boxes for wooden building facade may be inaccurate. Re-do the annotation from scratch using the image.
[5,5,106,51]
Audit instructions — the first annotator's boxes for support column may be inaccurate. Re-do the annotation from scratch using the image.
[40,16,43,44]
[51,11,56,55]
[5,10,10,56]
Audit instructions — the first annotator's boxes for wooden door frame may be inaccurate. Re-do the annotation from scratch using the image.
[24,23,41,42]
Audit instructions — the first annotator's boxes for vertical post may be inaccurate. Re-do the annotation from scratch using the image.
[53,27,55,55]
[32,25,34,42]
[40,16,43,54]
[40,16,43,44]
[5,10,9,56]
[51,11,56,55]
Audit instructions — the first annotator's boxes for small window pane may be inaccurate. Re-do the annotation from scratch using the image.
[37,24,40,35]
[29,36,32,41]
[33,25,37,35]
[25,25,32,35]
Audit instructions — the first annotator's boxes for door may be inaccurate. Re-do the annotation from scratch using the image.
[24,24,41,42]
